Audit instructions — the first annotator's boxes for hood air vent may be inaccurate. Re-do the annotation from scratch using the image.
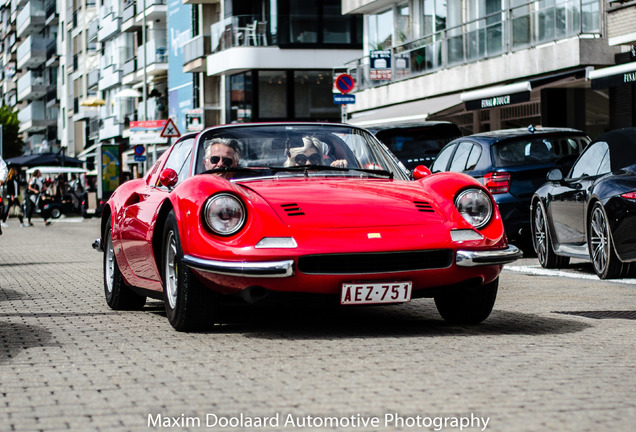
[414,201,435,213]
[281,203,305,216]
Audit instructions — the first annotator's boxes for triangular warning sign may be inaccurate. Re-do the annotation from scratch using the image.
[160,118,181,138]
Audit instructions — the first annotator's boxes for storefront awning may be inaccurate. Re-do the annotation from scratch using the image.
[588,62,636,89]
[348,93,462,127]
[461,81,532,111]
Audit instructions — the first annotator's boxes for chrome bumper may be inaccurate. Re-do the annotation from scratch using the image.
[183,255,294,278]
[456,245,523,267]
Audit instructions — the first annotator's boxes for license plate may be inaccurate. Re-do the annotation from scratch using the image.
[341,282,412,305]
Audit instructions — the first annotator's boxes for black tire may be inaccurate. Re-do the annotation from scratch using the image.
[103,219,146,310]
[162,210,217,331]
[50,207,62,219]
[588,202,625,279]
[532,200,569,269]
[434,277,499,324]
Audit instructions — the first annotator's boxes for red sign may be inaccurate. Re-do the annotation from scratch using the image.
[335,74,355,94]
[129,120,167,132]
[160,118,181,138]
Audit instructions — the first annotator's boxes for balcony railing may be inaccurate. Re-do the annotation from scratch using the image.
[347,0,601,91]
[183,34,210,64]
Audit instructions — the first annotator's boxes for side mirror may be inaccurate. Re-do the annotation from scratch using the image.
[412,165,432,180]
[546,168,563,182]
[159,168,178,189]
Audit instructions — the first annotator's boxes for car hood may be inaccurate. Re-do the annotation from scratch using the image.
[239,178,446,229]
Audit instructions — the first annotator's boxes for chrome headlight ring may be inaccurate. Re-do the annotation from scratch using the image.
[454,188,493,229]
[203,193,247,236]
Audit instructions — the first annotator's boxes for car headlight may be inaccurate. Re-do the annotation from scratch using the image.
[203,193,246,236]
[455,188,493,229]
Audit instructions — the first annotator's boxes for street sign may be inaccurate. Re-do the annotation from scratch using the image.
[334,94,356,104]
[334,74,355,94]
[129,133,168,145]
[133,144,145,156]
[134,155,147,162]
[160,118,181,138]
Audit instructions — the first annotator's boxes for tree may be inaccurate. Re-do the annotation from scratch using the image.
[0,105,24,158]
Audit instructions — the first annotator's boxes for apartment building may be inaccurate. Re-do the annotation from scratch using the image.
[182,0,363,128]
[0,0,59,154]
[342,0,628,138]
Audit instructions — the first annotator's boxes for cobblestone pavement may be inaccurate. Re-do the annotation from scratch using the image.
[1,217,635,431]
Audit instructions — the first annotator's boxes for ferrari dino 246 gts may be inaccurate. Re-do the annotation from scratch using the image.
[94,123,521,331]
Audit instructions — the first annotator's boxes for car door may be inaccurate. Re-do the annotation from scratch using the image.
[548,141,609,246]
[119,136,195,283]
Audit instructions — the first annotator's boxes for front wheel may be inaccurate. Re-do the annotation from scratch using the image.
[104,219,146,310]
[434,277,499,324]
[532,200,569,269]
[162,210,217,331]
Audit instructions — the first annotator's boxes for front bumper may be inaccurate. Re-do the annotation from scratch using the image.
[183,244,522,278]
[456,244,523,267]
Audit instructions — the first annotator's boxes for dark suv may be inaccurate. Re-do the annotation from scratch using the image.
[431,126,590,250]
[367,121,462,170]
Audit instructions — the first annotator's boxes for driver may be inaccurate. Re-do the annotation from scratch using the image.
[203,138,241,179]
[284,137,347,168]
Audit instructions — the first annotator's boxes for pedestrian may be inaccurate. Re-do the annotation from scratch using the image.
[1,166,24,227]
[0,155,7,235]
[25,169,51,226]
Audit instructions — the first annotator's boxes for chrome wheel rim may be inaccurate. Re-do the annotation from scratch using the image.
[165,231,178,309]
[105,233,115,294]
[590,206,609,274]
[533,204,548,264]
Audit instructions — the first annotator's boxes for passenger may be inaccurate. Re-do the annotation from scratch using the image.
[284,137,347,168]
[203,138,241,179]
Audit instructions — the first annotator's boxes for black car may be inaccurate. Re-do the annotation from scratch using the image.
[431,126,590,250]
[367,121,462,170]
[531,127,636,279]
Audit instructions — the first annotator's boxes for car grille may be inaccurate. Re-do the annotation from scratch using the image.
[281,203,304,216]
[414,201,435,212]
[297,250,453,274]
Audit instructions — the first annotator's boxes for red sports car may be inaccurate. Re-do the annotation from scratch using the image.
[94,123,521,331]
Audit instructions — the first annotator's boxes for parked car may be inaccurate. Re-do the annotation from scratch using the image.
[94,123,521,331]
[431,126,590,251]
[366,121,462,170]
[531,127,636,279]
[25,166,89,219]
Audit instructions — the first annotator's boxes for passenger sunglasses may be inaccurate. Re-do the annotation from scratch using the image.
[210,156,234,167]
[295,154,322,165]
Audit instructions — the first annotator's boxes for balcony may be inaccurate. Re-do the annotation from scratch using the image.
[135,0,167,24]
[121,1,137,31]
[17,69,49,100]
[137,39,168,77]
[99,115,123,140]
[18,100,58,133]
[87,18,98,42]
[347,0,603,92]
[183,34,210,73]
[97,9,121,42]
[17,35,50,69]
[2,79,16,95]
[87,68,99,89]
[210,16,270,53]
[45,0,56,25]
[99,64,122,91]
[16,0,46,39]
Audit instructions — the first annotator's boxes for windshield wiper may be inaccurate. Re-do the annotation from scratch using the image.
[270,165,393,179]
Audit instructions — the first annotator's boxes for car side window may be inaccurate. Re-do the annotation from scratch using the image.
[465,144,482,171]
[431,143,456,173]
[161,137,194,186]
[449,142,472,172]
[569,141,609,179]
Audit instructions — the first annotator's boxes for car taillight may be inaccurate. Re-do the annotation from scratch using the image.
[621,191,636,199]
[483,172,511,194]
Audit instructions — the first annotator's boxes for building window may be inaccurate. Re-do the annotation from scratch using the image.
[229,72,253,123]
[294,71,339,120]
[258,71,288,119]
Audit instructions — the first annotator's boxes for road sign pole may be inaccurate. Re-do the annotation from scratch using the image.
[341,104,347,123]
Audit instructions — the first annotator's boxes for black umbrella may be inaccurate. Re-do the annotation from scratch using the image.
[5,152,83,167]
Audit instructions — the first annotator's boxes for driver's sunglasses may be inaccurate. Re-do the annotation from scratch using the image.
[210,156,234,167]
[295,153,322,165]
